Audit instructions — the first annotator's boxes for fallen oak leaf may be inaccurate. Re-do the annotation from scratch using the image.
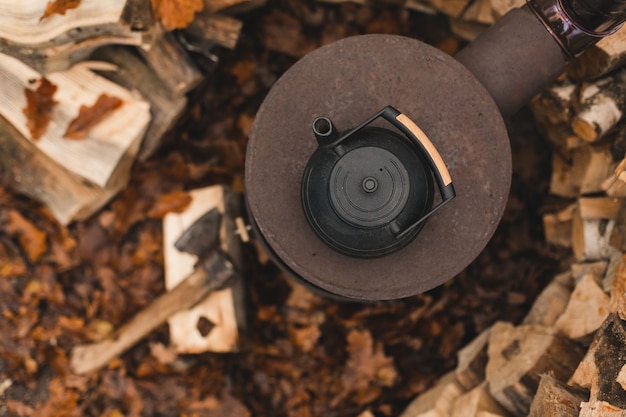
[332,329,397,407]
[147,190,193,219]
[151,0,204,31]
[40,0,81,21]
[3,210,48,263]
[64,94,123,139]
[23,77,58,141]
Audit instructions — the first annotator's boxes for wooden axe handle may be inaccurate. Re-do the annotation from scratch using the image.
[70,254,233,374]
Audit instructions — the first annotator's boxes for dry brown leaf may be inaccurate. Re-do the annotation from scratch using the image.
[23,78,58,141]
[151,0,204,31]
[40,0,81,20]
[333,329,397,406]
[5,210,48,263]
[64,94,123,140]
[147,190,192,219]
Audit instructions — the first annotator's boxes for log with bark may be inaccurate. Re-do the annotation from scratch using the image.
[0,0,155,73]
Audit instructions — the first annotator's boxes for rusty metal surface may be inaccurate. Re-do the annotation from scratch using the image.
[455,7,567,118]
[245,35,511,300]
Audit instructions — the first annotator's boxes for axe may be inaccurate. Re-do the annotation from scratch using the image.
[70,209,237,374]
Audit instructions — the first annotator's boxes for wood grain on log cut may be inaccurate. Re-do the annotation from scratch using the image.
[91,46,187,161]
[554,272,610,340]
[543,204,576,248]
[610,202,626,251]
[0,0,152,73]
[449,383,508,417]
[578,146,616,196]
[570,315,626,408]
[456,327,490,390]
[0,53,150,189]
[486,322,586,416]
[572,74,626,143]
[0,115,113,224]
[184,13,242,50]
[550,145,616,198]
[527,374,586,417]
[571,261,609,285]
[569,26,626,81]
[523,272,572,327]
[603,159,626,197]
[138,33,202,99]
[618,365,626,391]
[579,401,626,416]
[610,255,626,320]
[399,372,464,417]
[579,197,622,221]
[163,186,247,353]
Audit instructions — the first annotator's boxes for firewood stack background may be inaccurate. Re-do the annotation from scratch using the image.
[1,0,626,416]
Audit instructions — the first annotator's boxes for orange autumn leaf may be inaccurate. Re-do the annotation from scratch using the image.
[23,78,58,141]
[147,190,193,219]
[64,94,123,140]
[40,0,81,21]
[151,0,204,31]
[5,210,48,263]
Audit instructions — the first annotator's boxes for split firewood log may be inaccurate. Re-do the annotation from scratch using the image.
[0,115,113,223]
[543,204,575,248]
[163,186,247,354]
[485,322,586,416]
[603,158,626,197]
[90,45,187,161]
[554,272,611,341]
[449,383,508,417]
[569,314,626,408]
[579,401,626,416]
[138,33,203,100]
[547,145,616,199]
[184,12,243,51]
[0,0,154,73]
[0,54,150,224]
[609,254,626,320]
[527,374,586,417]
[456,327,491,390]
[399,372,464,417]
[522,272,573,327]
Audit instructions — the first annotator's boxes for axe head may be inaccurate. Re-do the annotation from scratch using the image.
[174,208,222,258]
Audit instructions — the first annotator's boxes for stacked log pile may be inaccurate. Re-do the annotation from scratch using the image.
[0,0,249,225]
[400,24,626,417]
